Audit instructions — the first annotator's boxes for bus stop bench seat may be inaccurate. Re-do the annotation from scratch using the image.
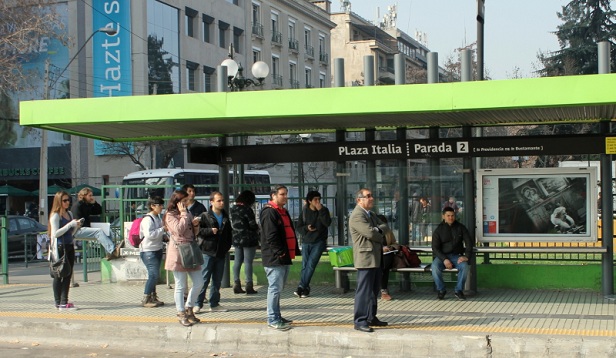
[332,264,458,294]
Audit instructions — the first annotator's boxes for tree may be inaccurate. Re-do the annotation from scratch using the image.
[0,0,66,96]
[442,43,491,82]
[538,0,616,76]
[148,35,175,95]
[97,140,183,170]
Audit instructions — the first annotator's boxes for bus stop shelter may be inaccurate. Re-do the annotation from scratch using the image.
[19,73,616,294]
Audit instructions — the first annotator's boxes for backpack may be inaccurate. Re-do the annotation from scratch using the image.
[400,245,421,268]
[127,215,153,248]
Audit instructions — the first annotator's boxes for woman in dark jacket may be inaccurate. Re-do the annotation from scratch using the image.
[230,190,260,294]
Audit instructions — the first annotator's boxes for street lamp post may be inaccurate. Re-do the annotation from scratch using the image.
[221,44,270,91]
[38,27,117,225]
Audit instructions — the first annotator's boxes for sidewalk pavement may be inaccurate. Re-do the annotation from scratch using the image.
[2,261,616,357]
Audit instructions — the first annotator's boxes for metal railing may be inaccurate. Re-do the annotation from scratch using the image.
[271,30,282,44]
[289,39,299,50]
[305,45,314,57]
[251,22,263,37]
[319,52,329,63]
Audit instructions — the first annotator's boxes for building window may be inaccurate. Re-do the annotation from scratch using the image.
[252,2,262,37]
[289,62,299,89]
[203,66,215,92]
[305,67,312,88]
[252,47,262,63]
[288,19,298,50]
[271,11,281,44]
[318,33,328,63]
[227,0,239,5]
[272,55,282,86]
[148,1,180,94]
[233,27,244,54]
[219,21,230,49]
[185,7,197,38]
[304,27,313,57]
[186,61,198,91]
[319,72,326,88]
[202,14,214,43]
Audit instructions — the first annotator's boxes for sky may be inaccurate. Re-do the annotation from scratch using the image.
[348,0,568,80]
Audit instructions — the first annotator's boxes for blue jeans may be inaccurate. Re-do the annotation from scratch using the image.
[264,265,290,325]
[172,269,204,312]
[233,246,257,283]
[74,227,115,254]
[431,254,469,293]
[140,249,163,295]
[196,254,226,308]
[299,240,326,289]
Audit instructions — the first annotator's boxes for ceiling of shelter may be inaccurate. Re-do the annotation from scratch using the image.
[19,74,616,142]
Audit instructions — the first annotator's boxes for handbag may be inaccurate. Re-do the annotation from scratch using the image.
[49,254,71,279]
[173,238,204,269]
[49,239,72,279]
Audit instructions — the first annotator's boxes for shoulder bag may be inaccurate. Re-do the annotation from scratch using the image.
[172,236,204,270]
[49,239,71,279]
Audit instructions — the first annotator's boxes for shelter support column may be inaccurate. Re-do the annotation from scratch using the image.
[334,58,348,246]
[599,41,613,296]
[217,65,231,288]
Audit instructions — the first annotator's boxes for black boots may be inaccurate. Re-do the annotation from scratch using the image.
[233,280,246,294]
[245,281,258,294]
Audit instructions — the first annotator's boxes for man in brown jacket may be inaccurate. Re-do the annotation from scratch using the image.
[349,188,389,333]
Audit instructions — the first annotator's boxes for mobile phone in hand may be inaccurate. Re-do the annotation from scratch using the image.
[78,218,85,225]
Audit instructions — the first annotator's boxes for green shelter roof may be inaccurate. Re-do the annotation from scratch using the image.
[19,74,616,142]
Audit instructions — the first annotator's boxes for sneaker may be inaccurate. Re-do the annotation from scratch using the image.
[268,321,292,331]
[380,289,392,301]
[293,287,303,298]
[193,306,203,314]
[281,317,294,324]
[437,290,446,300]
[209,305,228,312]
[454,291,466,300]
[58,303,78,311]
[300,287,310,298]
[72,282,80,288]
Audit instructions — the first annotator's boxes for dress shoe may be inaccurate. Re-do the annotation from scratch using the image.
[354,325,374,333]
[368,319,388,327]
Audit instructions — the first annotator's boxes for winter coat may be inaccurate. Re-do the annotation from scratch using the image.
[164,210,199,272]
[230,203,259,248]
[197,209,232,259]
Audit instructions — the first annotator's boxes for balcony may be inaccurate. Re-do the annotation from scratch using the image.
[319,52,329,64]
[252,22,263,38]
[305,45,314,58]
[290,79,300,89]
[272,74,283,87]
[271,31,282,45]
[289,39,299,52]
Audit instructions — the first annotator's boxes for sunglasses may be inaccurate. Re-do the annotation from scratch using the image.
[62,199,71,203]
[360,194,373,198]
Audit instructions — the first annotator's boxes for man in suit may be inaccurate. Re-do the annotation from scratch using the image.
[349,188,389,333]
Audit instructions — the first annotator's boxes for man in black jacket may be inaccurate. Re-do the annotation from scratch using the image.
[194,191,232,313]
[431,206,473,300]
[294,190,331,298]
[260,185,299,331]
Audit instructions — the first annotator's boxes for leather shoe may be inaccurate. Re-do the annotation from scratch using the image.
[354,325,374,333]
[368,319,388,327]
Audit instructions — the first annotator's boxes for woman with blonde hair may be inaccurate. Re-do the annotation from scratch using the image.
[164,190,204,326]
[49,191,82,310]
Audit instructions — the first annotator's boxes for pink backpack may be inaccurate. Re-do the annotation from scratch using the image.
[127,215,153,247]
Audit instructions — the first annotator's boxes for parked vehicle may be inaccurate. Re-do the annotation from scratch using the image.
[3,216,47,259]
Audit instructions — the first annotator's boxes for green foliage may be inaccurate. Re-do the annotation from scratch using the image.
[148,35,175,95]
[539,0,616,76]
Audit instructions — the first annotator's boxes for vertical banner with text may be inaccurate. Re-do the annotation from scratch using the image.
[92,0,132,154]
